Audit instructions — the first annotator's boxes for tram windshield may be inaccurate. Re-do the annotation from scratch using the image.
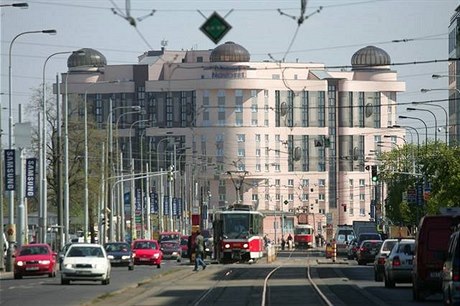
[223,214,252,239]
[294,227,313,235]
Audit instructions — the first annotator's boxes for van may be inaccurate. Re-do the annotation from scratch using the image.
[442,227,460,306]
[334,225,355,256]
[412,214,460,301]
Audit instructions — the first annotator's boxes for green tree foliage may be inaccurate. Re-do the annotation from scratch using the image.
[379,142,460,225]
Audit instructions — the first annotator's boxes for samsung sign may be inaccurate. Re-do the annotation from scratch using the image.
[26,158,37,198]
[4,149,15,191]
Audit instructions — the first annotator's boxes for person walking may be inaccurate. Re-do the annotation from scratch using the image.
[193,230,207,271]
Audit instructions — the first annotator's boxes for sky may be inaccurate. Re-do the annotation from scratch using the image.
[1,0,458,144]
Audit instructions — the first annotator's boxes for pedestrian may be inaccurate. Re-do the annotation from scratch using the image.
[193,230,207,271]
[281,236,286,250]
[287,233,293,249]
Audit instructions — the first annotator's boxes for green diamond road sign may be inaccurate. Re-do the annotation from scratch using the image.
[200,11,232,44]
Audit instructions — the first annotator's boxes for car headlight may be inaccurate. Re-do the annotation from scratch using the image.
[64,263,73,269]
[225,244,230,249]
[107,255,114,260]
[39,260,51,265]
[243,243,248,248]
[121,255,130,260]
[153,253,160,259]
[16,261,24,266]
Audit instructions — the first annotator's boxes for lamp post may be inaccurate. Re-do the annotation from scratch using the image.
[391,125,420,150]
[412,101,449,145]
[6,29,56,272]
[407,107,438,143]
[83,80,119,243]
[0,2,28,7]
[398,116,428,150]
[156,134,174,171]
[106,105,141,241]
[41,50,83,245]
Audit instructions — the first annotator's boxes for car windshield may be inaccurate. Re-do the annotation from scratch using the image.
[105,243,130,252]
[68,246,104,257]
[19,246,49,256]
[382,240,397,252]
[160,234,180,242]
[134,241,157,250]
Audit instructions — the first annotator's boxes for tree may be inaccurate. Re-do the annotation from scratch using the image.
[379,142,460,226]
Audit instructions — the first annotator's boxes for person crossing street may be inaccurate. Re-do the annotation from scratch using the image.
[193,230,207,271]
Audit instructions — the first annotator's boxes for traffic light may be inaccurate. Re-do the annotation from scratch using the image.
[371,165,378,182]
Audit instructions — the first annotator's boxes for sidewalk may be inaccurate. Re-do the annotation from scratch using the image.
[0,271,13,279]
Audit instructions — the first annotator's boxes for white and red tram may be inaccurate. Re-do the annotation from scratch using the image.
[213,204,264,263]
[294,224,314,248]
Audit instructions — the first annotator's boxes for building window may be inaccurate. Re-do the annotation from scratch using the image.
[359,208,365,216]
[287,179,294,186]
[288,193,294,201]
[275,194,281,201]
[318,179,325,187]
[318,193,325,201]
[349,179,353,187]
[255,134,261,142]
[237,149,245,157]
[359,179,365,187]
[275,179,280,186]
[252,194,258,201]
[255,149,260,157]
[237,134,245,142]
[302,179,309,187]
[274,164,280,172]
[251,119,258,126]
[302,193,309,201]
[256,164,261,172]
[359,193,365,201]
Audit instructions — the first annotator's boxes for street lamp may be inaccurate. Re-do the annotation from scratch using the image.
[406,107,438,143]
[83,80,119,243]
[413,101,449,145]
[398,116,428,150]
[391,125,420,150]
[156,134,174,171]
[41,50,84,244]
[0,3,28,7]
[6,29,56,272]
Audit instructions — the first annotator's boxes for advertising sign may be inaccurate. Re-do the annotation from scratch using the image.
[4,149,15,191]
[25,158,36,197]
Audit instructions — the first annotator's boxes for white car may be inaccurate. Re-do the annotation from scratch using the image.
[383,239,415,288]
[61,243,111,285]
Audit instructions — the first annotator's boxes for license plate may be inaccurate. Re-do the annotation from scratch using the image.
[76,270,91,274]
[140,258,149,261]
[111,259,120,263]
[26,267,39,271]
[430,271,441,278]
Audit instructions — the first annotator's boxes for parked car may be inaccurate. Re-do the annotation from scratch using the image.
[180,235,189,258]
[13,243,57,279]
[384,239,415,288]
[374,239,399,281]
[60,243,111,285]
[104,242,134,270]
[159,232,181,243]
[160,240,182,262]
[356,240,383,265]
[132,239,163,268]
[442,226,460,306]
[412,214,460,301]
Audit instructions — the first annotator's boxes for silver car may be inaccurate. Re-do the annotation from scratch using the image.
[442,229,460,306]
[384,239,415,288]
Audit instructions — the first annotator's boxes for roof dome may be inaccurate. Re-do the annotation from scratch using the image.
[351,46,391,70]
[67,48,107,69]
[210,41,250,62]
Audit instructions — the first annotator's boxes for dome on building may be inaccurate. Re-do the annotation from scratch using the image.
[67,48,107,69]
[351,46,391,70]
[210,41,250,62]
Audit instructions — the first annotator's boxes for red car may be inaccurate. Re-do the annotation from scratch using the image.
[14,243,57,279]
[132,239,163,268]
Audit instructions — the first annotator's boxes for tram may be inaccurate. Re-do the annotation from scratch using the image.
[213,204,264,263]
[294,224,314,248]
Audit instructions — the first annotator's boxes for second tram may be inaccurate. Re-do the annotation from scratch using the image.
[213,204,264,263]
[294,224,314,248]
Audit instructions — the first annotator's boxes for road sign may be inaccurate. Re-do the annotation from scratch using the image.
[200,12,232,44]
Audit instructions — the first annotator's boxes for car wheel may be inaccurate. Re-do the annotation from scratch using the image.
[61,278,70,285]
[357,260,364,265]
[14,273,22,279]
[384,274,395,288]
[102,277,110,285]
[128,265,134,271]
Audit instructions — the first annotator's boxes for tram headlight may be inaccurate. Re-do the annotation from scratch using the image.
[225,244,230,249]
[243,243,248,249]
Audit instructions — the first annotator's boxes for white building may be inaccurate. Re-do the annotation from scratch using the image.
[63,41,405,241]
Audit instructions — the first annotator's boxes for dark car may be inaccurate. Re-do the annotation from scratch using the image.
[356,240,383,265]
[58,242,74,270]
[104,242,134,270]
[160,240,182,262]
